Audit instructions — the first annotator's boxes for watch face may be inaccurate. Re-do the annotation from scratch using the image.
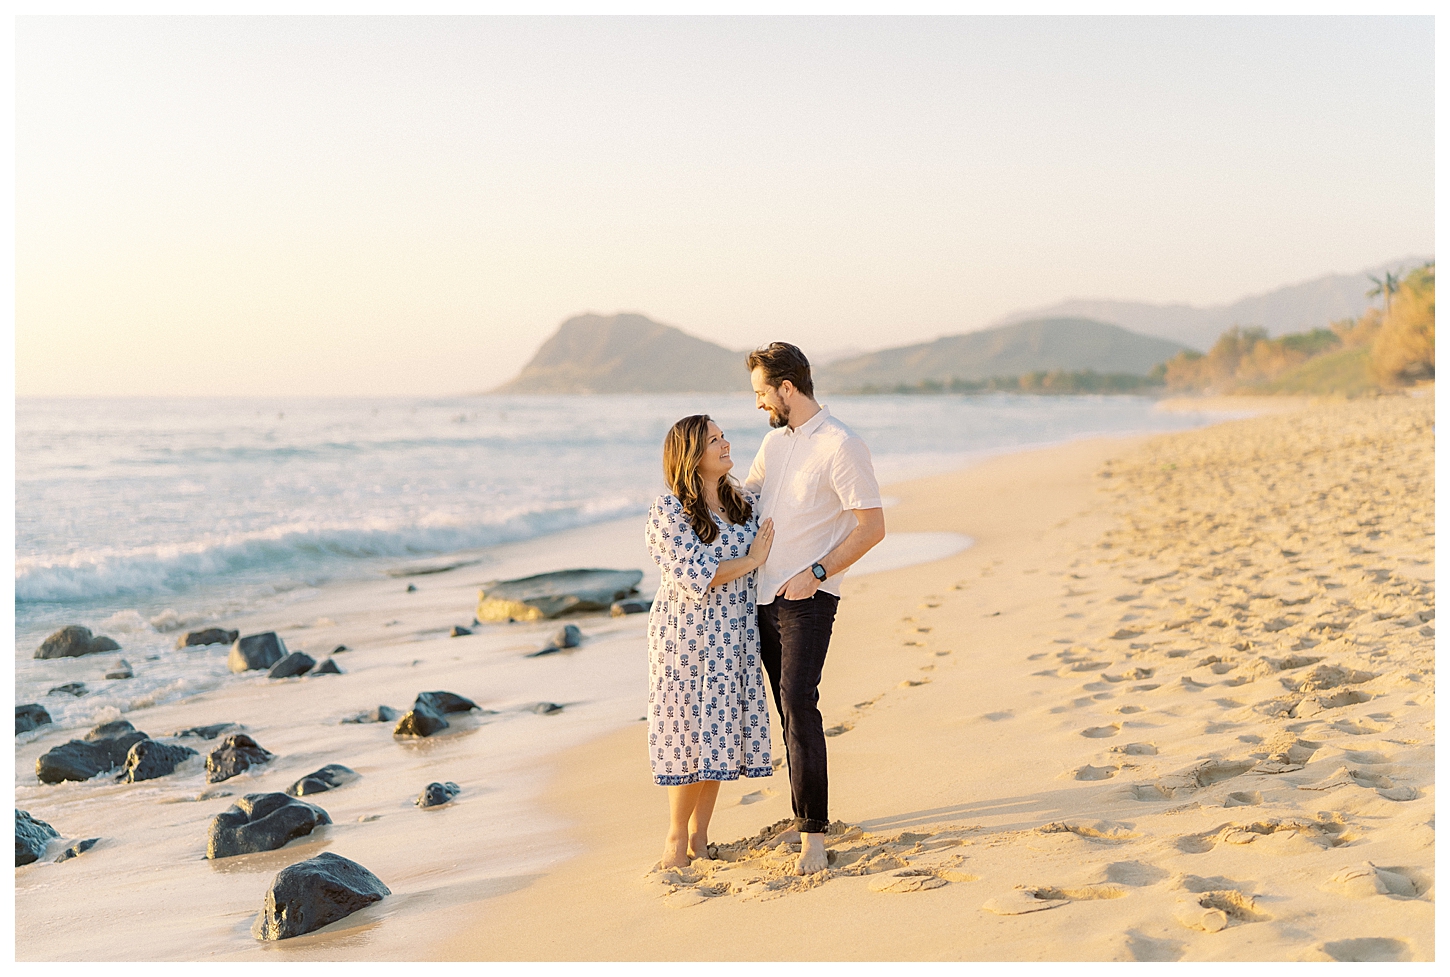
[812,563,827,580]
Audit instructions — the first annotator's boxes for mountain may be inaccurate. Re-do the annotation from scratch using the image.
[816,318,1188,391]
[993,255,1432,352]
[491,313,747,394]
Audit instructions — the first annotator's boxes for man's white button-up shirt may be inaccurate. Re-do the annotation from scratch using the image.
[742,405,882,606]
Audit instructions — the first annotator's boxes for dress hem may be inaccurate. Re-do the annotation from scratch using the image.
[652,766,774,787]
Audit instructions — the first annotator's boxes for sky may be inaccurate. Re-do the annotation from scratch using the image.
[15,15,1435,396]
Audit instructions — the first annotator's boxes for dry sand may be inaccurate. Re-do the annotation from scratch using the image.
[435,395,1435,962]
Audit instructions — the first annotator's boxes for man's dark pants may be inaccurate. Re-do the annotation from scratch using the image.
[759,591,839,835]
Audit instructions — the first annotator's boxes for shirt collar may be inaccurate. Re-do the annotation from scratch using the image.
[789,404,830,438]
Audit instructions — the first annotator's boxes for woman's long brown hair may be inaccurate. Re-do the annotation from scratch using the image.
[662,415,753,545]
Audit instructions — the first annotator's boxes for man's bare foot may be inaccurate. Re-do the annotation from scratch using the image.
[795,832,828,875]
[660,834,690,869]
[687,832,710,860]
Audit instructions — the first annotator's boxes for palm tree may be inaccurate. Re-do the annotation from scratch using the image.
[1367,270,1400,319]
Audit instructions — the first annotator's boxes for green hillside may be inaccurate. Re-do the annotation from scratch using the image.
[817,318,1189,392]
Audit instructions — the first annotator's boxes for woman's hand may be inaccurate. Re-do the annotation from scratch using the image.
[748,518,775,569]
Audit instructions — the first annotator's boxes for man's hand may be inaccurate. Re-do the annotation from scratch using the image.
[777,567,821,601]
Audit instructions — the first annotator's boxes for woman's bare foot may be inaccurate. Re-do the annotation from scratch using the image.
[660,834,691,869]
[687,832,710,860]
[794,832,828,875]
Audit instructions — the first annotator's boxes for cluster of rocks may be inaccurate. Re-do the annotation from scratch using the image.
[207,792,331,859]
[393,691,479,738]
[476,568,644,622]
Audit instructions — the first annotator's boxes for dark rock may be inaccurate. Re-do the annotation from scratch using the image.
[450,625,472,637]
[314,657,343,675]
[35,625,122,660]
[36,720,149,783]
[172,723,241,740]
[55,838,99,863]
[16,703,52,734]
[118,740,197,783]
[525,646,561,658]
[207,792,331,859]
[252,851,389,940]
[105,659,134,680]
[533,623,582,655]
[343,705,399,724]
[205,734,274,783]
[415,782,460,808]
[332,645,350,654]
[48,682,88,697]
[416,691,478,714]
[177,628,239,649]
[392,691,476,738]
[531,702,564,715]
[611,598,653,617]
[228,632,287,673]
[288,764,360,797]
[267,651,316,679]
[406,584,417,593]
[393,704,448,738]
[16,810,59,866]
[476,568,645,622]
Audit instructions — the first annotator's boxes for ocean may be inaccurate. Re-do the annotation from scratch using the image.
[15,392,1242,722]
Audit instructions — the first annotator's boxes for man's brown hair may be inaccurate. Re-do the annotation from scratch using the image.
[745,342,814,398]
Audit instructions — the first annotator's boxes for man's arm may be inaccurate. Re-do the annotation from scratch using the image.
[776,507,886,600]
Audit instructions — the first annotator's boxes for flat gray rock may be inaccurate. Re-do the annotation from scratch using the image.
[252,851,389,940]
[35,625,121,659]
[16,810,59,866]
[105,659,133,680]
[207,792,331,859]
[228,632,287,673]
[476,568,644,622]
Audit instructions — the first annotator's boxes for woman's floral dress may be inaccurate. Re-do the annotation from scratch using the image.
[645,493,772,785]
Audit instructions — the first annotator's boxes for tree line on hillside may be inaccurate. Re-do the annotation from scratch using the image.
[848,261,1433,398]
[1159,261,1434,396]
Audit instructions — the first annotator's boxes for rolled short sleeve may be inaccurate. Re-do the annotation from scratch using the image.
[645,495,720,601]
[829,437,883,511]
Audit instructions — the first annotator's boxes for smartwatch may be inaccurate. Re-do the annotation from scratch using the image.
[810,562,828,581]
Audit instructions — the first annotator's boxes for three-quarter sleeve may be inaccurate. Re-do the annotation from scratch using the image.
[646,496,720,601]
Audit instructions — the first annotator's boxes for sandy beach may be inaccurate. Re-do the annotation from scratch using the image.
[15,394,1433,961]
[433,393,1434,962]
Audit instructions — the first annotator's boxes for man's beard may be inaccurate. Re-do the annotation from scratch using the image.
[768,406,789,428]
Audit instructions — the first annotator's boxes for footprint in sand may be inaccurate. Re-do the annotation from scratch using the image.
[1224,791,1263,807]
[1118,932,1184,962]
[868,869,950,893]
[1314,938,1412,962]
[983,884,1125,916]
[740,788,777,805]
[899,679,930,688]
[1073,764,1119,781]
[1080,724,1121,738]
[823,722,854,737]
[1102,860,1169,886]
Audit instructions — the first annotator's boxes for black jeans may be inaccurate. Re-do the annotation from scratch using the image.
[759,591,839,835]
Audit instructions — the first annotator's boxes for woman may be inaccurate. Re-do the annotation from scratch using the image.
[646,415,775,869]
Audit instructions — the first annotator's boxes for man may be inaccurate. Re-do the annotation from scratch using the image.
[742,342,886,875]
